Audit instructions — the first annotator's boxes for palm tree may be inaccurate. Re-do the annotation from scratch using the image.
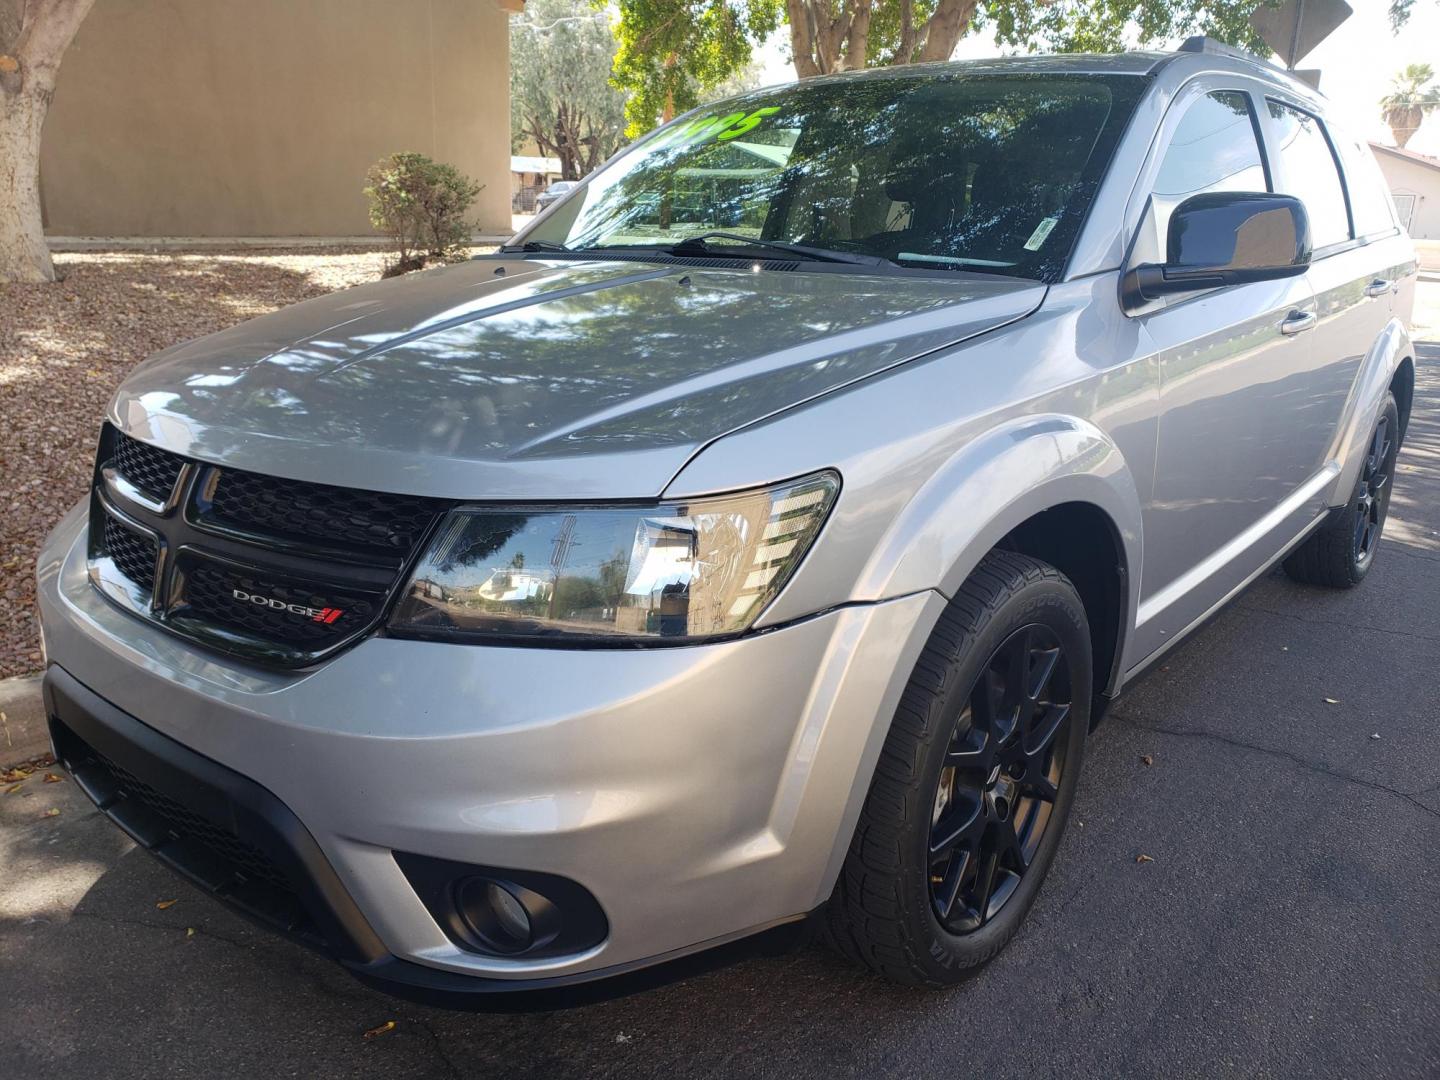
[1380,63,1440,150]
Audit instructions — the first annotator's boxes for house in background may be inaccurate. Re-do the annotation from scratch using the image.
[40,0,522,239]
[510,154,562,212]
[1370,142,1440,241]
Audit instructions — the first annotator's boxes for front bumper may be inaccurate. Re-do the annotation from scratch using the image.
[37,501,943,1003]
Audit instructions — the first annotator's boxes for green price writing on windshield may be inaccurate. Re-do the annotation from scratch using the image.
[651,107,783,151]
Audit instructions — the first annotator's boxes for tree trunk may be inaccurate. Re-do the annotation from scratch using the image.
[0,0,97,283]
[915,0,977,64]
[0,84,53,283]
[786,0,823,78]
[1386,105,1421,149]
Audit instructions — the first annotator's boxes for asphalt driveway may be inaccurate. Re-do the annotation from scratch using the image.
[2,347,1436,1080]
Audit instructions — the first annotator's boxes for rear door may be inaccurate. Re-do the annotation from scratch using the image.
[1256,98,1388,478]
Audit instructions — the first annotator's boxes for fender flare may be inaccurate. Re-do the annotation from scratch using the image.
[853,413,1145,692]
[1328,317,1414,507]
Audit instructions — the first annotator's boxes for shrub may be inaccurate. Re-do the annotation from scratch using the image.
[364,152,483,276]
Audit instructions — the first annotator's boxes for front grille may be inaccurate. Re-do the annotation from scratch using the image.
[206,468,441,553]
[101,515,157,594]
[180,561,377,647]
[90,423,450,667]
[113,431,186,503]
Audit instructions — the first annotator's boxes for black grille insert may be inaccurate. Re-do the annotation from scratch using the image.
[177,559,379,649]
[101,514,157,594]
[205,468,443,553]
[113,431,186,503]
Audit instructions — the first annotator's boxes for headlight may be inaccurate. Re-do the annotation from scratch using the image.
[388,471,839,644]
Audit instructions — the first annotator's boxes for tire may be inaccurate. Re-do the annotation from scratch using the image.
[1283,393,1401,589]
[825,550,1091,987]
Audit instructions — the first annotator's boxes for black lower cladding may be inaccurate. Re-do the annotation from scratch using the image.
[44,665,813,1010]
[45,664,385,963]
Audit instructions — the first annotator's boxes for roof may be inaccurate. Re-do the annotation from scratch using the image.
[792,38,1318,98]
[1370,142,1440,174]
[511,155,561,175]
[803,51,1172,86]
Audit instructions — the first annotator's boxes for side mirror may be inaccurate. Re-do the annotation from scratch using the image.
[1125,192,1312,304]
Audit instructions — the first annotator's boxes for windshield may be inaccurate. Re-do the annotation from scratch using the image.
[517,73,1144,281]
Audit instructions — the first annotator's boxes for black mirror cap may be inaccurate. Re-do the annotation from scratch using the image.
[1126,192,1312,305]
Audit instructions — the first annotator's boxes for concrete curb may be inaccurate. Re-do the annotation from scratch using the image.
[1,674,50,768]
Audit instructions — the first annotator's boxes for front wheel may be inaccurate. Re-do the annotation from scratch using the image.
[826,551,1091,987]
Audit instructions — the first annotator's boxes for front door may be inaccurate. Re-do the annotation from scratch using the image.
[1130,84,1324,659]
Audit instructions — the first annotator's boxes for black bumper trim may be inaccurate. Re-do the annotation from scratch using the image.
[43,665,815,1010]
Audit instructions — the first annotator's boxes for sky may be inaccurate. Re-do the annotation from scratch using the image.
[751,1,1440,156]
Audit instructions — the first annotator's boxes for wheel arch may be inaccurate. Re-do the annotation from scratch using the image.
[853,413,1142,712]
[1391,353,1415,441]
[1330,318,1415,506]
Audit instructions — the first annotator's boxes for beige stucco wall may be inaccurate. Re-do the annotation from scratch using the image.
[40,0,516,237]
[1373,148,1440,241]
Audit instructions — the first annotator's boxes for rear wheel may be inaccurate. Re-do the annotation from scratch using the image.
[826,551,1090,986]
[1284,394,1400,589]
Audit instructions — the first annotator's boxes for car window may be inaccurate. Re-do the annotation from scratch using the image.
[1142,90,1268,264]
[519,74,1146,282]
[1332,131,1397,239]
[1266,101,1352,249]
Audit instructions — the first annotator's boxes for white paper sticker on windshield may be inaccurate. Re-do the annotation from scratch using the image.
[1024,217,1058,251]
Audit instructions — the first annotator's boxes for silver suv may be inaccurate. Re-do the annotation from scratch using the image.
[38,41,1418,1007]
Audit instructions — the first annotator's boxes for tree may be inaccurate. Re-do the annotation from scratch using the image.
[784,0,1268,76]
[610,0,783,137]
[1380,63,1440,150]
[0,0,94,283]
[511,0,628,180]
[611,1,1271,135]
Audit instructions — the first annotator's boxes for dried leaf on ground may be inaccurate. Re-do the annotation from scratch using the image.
[155,898,179,910]
[42,807,60,817]
[1140,754,1154,766]
[43,772,63,783]
[362,1021,397,1040]
[1135,853,1154,864]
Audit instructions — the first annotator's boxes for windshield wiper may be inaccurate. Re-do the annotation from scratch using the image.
[664,232,892,267]
[500,240,572,253]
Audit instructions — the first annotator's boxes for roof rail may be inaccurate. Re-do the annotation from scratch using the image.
[1176,35,1267,63]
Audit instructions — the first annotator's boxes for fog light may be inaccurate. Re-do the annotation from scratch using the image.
[395,852,606,959]
[454,877,543,954]
[487,882,532,942]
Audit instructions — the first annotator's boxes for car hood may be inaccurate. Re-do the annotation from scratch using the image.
[111,256,1044,499]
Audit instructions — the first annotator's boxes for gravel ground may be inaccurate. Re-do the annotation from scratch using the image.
[0,247,476,679]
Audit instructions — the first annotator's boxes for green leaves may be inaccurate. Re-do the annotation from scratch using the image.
[510,0,628,178]
[363,153,482,275]
[610,0,1275,131]
[610,0,782,137]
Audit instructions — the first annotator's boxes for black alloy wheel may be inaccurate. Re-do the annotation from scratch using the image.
[929,624,1074,934]
[1353,411,1394,568]
[825,550,1091,987]
[1283,392,1402,589]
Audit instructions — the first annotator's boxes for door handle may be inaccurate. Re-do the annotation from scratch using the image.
[1280,310,1317,335]
[1365,278,1393,298]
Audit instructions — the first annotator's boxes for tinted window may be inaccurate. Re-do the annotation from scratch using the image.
[520,75,1146,281]
[1148,90,1268,262]
[1333,131,1397,238]
[1267,101,1351,249]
